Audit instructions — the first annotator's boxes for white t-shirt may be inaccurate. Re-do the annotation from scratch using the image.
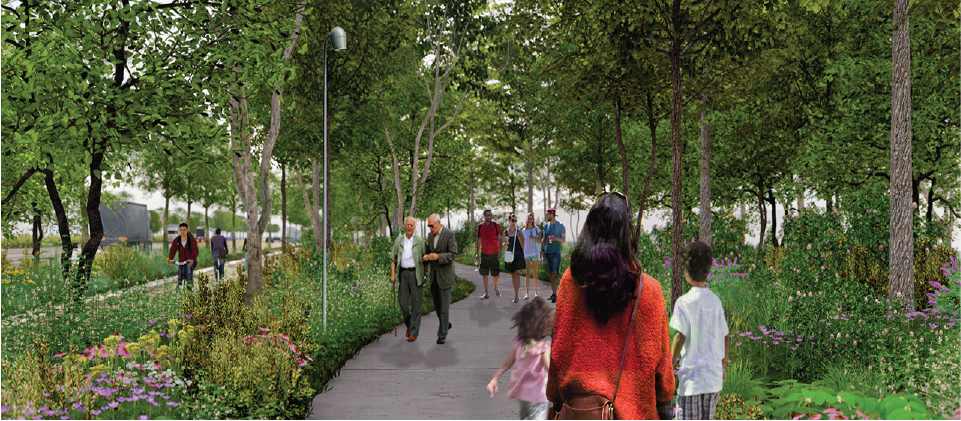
[522,227,540,258]
[669,287,729,396]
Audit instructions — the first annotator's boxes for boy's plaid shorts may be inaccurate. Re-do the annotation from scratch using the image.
[676,392,719,420]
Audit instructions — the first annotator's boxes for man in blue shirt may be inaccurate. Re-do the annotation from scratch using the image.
[542,208,565,303]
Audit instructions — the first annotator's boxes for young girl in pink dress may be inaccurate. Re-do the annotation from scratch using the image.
[487,296,553,420]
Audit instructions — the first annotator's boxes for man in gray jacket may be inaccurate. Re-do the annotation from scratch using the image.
[390,217,427,342]
[424,213,458,344]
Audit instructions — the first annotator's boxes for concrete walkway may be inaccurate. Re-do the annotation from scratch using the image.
[308,262,555,420]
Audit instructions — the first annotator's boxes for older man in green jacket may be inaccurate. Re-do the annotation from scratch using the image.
[390,217,427,342]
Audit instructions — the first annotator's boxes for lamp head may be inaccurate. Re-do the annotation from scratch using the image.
[329,27,346,52]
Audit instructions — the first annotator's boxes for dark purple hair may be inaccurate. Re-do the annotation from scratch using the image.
[569,193,641,324]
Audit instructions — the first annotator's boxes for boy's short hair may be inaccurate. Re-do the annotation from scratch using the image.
[682,241,713,283]
[215,228,221,235]
[179,222,188,228]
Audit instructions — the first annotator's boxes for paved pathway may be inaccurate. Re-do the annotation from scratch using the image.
[308,262,555,420]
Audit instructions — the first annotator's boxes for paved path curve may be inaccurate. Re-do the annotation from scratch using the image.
[308,262,554,420]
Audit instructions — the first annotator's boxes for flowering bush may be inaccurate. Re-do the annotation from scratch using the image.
[929,255,960,313]
[0,331,191,420]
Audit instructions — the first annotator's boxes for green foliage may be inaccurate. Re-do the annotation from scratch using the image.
[755,380,937,420]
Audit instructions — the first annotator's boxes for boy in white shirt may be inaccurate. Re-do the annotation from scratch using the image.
[669,241,730,420]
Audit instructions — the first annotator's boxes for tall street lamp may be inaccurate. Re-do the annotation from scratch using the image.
[323,27,346,332]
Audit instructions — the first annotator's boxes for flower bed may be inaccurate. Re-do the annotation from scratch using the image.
[1,241,474,420]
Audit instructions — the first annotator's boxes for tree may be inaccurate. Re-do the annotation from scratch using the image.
[889,0,913,310]
[637,0,776,311]
[2,0,233,300]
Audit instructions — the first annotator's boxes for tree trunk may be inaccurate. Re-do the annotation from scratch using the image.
[614,95,629,199]
[32,203,42,260]
[924,180,933,223]
[469,162,476,232]
[768,191,778,247]
[546,163,552,211]
[637,93,659,231]
[889,0,914,311]
[186,200,193,231]
[669,41,684,314]
[384,126,405,232]
[75,150,106,304]
[231,205,237,251]
[204,206,210,249]
[163,191,170,253]
[282,162,287,253]
[757,184,767,253]
[43,169,73,279]
[740,200,746,220]
[699,88,712,246]
[527,138,535,215]
[296,158,324,255]
[80,183,90,245]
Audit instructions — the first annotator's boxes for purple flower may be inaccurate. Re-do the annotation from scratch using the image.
[166,402,180,407]
[24,408,35,416]
[71,403,81,409]
[139,415,149,420]
[107,402,119,409]
[91,410,101,416]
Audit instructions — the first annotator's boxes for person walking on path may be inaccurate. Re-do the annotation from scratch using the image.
[390,217,428,342]
[502,213,526,303]
[425,214,458,345]
[168,222,199,291]
[542,208,565,304]
[487,296,554,420]
[475,209,504,299]
[242,238,248,275]
[210,228,228,281]
[670,241,730,421]
[547,193,675,420]
[522,213,543,300]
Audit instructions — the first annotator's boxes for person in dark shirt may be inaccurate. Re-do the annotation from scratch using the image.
[168,222,199,291]
[210,228,228,281]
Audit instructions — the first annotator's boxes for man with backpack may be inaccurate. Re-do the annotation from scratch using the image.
[475,209,504,300]
[169,222,199,291]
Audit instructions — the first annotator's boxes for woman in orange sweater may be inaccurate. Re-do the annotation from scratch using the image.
[547,192,675,420]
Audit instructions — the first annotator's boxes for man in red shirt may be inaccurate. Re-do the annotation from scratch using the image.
[475,209,504,299]
[168,222,199,291]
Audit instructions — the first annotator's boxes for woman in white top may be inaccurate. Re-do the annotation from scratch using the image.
[522,212,544,300]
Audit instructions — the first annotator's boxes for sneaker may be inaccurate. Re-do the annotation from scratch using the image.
[535,292,539,298]
[524,293,530,300]
[549,293,557,303]
[480,292,490,300]
[513,298,519,303]
[494,287,501,297]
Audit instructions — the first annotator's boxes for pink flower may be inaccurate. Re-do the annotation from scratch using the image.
[53,352,68,358]
[116,342,132,358]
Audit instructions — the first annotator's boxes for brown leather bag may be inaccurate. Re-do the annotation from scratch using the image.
[556,277,644,420]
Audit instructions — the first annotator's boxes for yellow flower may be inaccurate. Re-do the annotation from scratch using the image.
[125,342,143,355]
[89,364,110,374]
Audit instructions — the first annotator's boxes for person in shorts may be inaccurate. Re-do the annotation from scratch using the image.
[475,209,504,299]
[542,208,565,303]
[670,241,729,420]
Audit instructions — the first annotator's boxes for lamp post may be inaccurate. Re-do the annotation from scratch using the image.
[322,27,346,332]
